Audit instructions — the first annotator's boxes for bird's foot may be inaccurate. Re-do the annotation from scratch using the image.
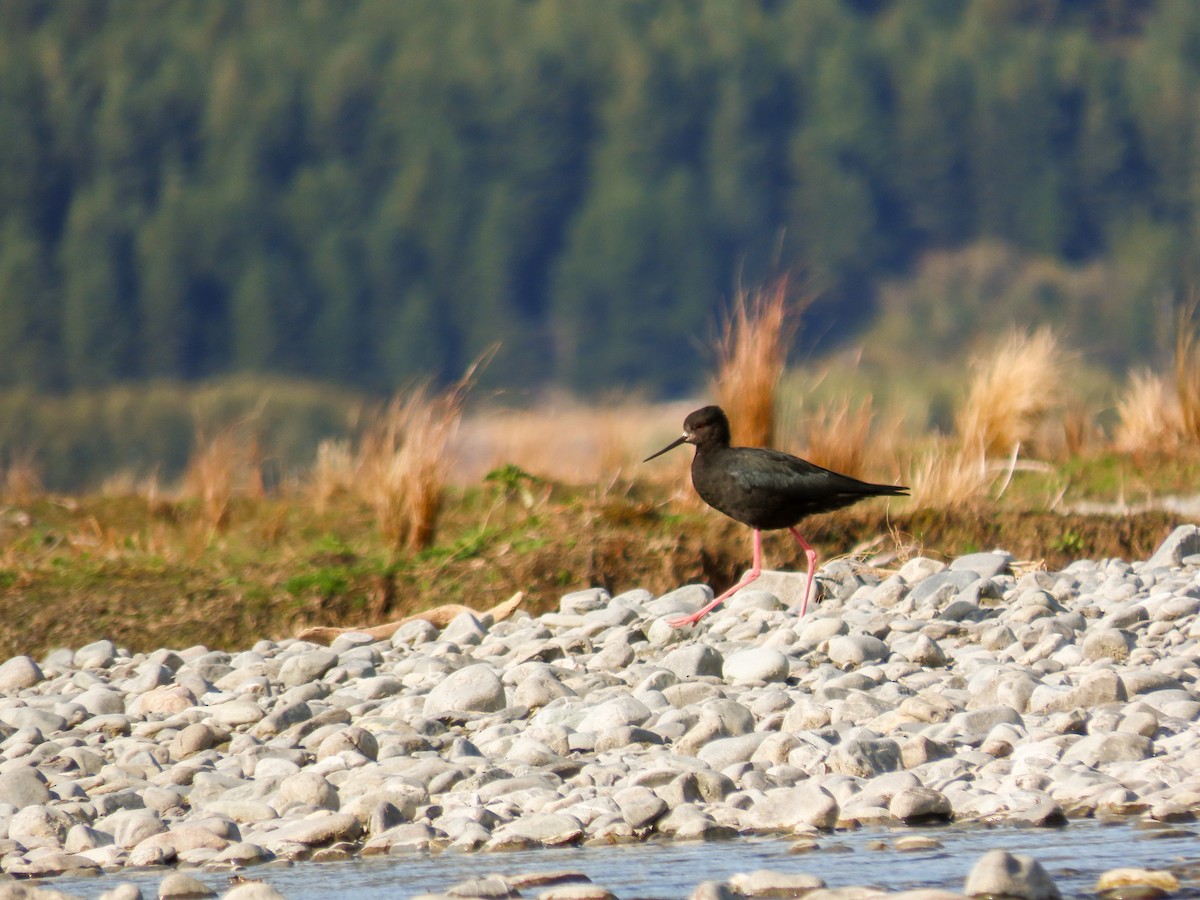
[667,605,720,628]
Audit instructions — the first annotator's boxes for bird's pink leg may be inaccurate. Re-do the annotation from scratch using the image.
[788,527,818,617]
[669,530,764,627]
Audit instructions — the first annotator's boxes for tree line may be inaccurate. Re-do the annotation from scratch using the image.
[0,0,1192,397]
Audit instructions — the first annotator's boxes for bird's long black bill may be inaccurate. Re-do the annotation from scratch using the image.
[643,435,687,462]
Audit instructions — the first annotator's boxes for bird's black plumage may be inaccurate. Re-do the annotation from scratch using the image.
[682,406,907,530]
[644,404,908,625]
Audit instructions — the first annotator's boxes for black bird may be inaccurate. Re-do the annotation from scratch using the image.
[644,405,908,626]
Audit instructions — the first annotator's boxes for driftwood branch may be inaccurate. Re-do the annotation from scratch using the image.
[296,591,524,645]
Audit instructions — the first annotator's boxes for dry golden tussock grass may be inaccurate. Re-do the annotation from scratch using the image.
[360,388,454,552]
[99,470,163,501]
[1114,369,1183,455]
[2,452,43,505]
[358,373,474,552]
[1176,302,1200,442]
[1108,302,1200,456]
[181,423,263,530]
[957,327,1062,458]
[907,329,1062,509]
[907,439,994,511]
[797,395,876,479]
[1058,406,1101,460]
[714,276,801,448]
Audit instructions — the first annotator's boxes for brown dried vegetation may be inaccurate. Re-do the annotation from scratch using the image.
[713,276,802,449]
[5,290,1200,660]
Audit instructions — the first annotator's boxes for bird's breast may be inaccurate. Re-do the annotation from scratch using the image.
[692,454,801,530]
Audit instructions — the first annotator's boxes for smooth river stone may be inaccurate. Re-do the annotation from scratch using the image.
[127,685,196,717]
[826,634,890,667]
[575,695,652,733]
[661,644,724,678]
[211,699,266,727]
[748,783,839,832]
[0,768,51,807]
[248,812,363,849]
[0,655,43,690]
[277,649,339,687]
[422,664,507,715]
[74,639,119,669]
[273,771,339,811]
[964,849,1061,900]
[721,648,789,684]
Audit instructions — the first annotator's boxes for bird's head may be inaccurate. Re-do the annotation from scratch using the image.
[643,405,731,461]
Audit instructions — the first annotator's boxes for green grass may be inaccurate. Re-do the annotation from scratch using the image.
[1,444,1197,658]
[1051,530,1085,555]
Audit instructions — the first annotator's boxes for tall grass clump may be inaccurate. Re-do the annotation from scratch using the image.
[910,328,1062,510]
[1114,370,1182,455]
[956,327,1063,458]
[798,396,877,479]
[1110,300,1200,455]
[1175,302,1200,442]
[358,368,477,552]
[1,451,43,505]
[714,276,801,448]
[908,439,994,512]
[181,422,264,531]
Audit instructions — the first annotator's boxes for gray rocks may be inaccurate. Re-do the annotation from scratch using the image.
[1094,867,1180,898]
[722,648,789,684]
[827,738,902,778]
[274,771,339,811]
[3,531,1200,891]
[252,700,312,737]
[827,634,890,667]
[965,849,1061,900]
[490,812,584,848]
[277,648,338,686]
[890,787,953,824]
[250,812,362,849]
[423,663,507,715]
[1082,629,1135,661]
[614,785,668,829]
[577,695,652,733]
[662,643,723,677]
[729,870,827,896]
[951,552,1013,578]
[211,699,265,728]
[0,655,43,690]
[0,768,51,807]
[74,638,119,669]
[158,873,215,898]
[1145,524,1200,568]
[748,783,839,832]
[1062,732,1153,765]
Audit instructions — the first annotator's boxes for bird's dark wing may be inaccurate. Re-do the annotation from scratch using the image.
[726,448,863,495]
[710,448,905,529]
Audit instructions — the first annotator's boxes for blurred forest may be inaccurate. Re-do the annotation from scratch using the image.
[0,0,1196,401]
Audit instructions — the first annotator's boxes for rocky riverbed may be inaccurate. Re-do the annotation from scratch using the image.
[4,525,1200,900]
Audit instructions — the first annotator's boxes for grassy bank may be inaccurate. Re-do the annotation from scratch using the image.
[0,462,1189,659]
[5,290,1200,659]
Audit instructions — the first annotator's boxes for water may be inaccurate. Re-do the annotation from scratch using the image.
[48,821,1200,899]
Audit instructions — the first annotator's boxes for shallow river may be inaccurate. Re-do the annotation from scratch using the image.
[48,820,1200,899]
